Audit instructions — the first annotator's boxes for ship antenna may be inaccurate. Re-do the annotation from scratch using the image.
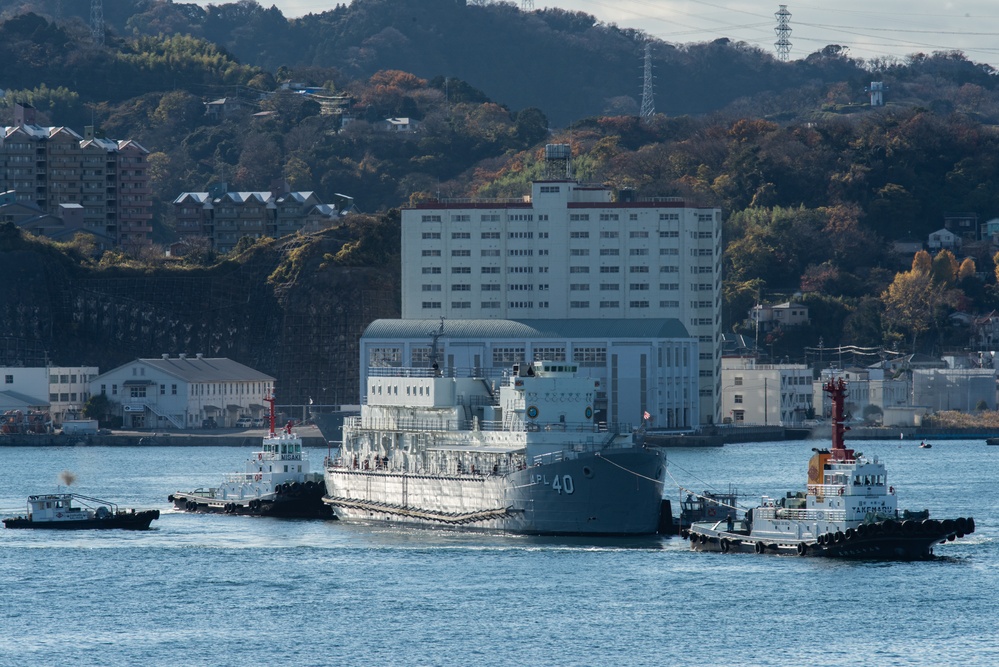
[429,317,445,377]
[264,394,276,437]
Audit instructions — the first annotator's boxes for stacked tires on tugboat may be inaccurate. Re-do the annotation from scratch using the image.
[169,396,331,518]
[323,323,666,535]
[684,378,975,559]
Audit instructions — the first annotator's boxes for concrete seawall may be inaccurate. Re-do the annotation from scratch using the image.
[0,433,330,448]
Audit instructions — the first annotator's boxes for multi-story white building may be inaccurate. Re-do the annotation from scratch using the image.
[47,366,99,426]
[721,358,813,426]
[360,318,701,429]
[90,355,274,430]
[814,367,911,422]
[401,167,722,423]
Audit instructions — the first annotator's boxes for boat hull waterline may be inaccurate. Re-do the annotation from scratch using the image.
[4,510,160,530]
[684,516,975,560]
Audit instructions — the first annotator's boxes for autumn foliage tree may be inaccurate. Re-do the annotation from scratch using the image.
[881,251,961,351]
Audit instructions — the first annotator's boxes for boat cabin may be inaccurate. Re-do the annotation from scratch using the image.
[25,493,93,522]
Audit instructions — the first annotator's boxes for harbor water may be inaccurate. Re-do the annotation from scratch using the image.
[1,439,996,666]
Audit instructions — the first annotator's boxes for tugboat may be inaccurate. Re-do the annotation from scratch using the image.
[684,378,975,559]
[169,396,332,518]
[4,493,159,530]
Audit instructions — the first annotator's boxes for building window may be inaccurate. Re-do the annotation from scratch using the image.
[629,266,649,273]
[630,301,650,308]
[4,375,11,384]
[573,347,606,366]
[493,347,526,364]
[421,215,442,222]
[422,250,441,257]
[533,347,566,361]
[452,267,471,274]
[599,248,620,256]
[160,384,166,395]
[422,267,442,274]
[569,301,590,308]
[422,232,441,239]
[422,302,441,309]
[172,384,177,395]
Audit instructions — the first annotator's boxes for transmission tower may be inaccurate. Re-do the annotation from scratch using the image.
[521,0,534,10]
[774,5,791,62]
[90,0,104,47]
[640,43,655,122]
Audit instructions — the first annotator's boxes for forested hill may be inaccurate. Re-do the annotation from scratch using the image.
[4,0,998,125]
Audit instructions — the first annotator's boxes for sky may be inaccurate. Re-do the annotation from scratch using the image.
[214,0,999,67]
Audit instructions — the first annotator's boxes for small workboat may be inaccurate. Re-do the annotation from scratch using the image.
[919,442,932,449]
[4,493,159,530]
[684,378,974,560]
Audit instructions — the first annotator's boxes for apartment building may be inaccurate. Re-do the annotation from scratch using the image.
[173,187,343,253]
[400,168,723,423]
[1,104,152,248]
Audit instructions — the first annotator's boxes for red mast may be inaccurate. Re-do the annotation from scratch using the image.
[823,378,854,461]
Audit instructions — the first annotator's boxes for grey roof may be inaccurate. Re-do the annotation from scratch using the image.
[108,357,275,383]
[363,318,691,341]
[0,390,48,407]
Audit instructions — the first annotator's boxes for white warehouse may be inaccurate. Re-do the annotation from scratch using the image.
[90,354,275,429]
[360,318,701,430]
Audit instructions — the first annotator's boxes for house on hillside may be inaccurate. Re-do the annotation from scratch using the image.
[749,302,810,332]
[204,98,243,120]
[928,228,961,251]
[380,117,419,133]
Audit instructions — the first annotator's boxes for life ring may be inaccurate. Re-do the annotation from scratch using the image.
[258,453,262,460]
[838,487,844,496]
[707,507,717,517]
[255,473,262,481]
[889,486,894,494]
[527,405,539,419]
[56,512,63,518]
[584,406,593,419]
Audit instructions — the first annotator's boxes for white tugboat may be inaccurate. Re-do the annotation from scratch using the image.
[5,493,159,530]
[323,323,666,535]
[169,396,331,518]
[685,378,975,559]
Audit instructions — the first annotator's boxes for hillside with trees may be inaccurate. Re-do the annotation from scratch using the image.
[1,0,999,372]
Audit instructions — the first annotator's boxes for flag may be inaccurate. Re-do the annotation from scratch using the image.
[643,411,650,421]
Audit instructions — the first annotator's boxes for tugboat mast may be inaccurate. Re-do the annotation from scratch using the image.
[823,378,854,461]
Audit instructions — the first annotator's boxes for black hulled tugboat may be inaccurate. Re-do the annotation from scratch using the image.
[169,396,332,519]
[685,378,975,559]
